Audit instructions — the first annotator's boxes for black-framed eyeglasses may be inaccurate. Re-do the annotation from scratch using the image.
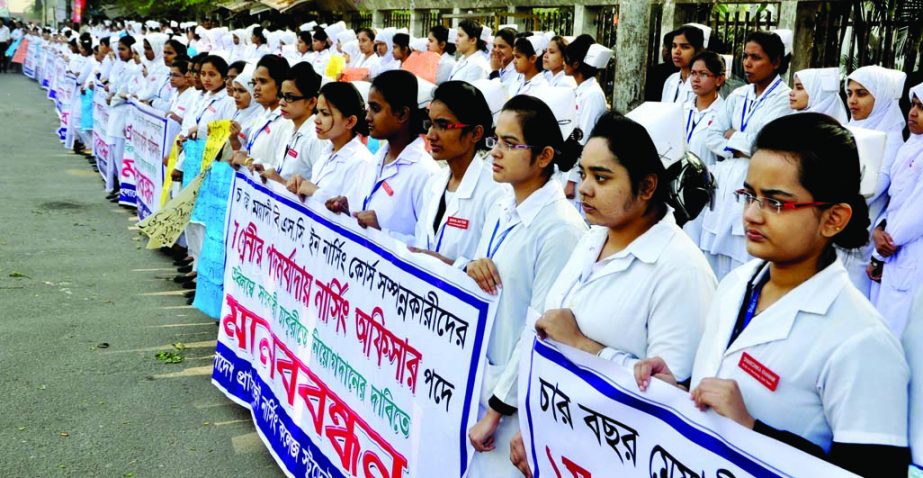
[279,93,307,103]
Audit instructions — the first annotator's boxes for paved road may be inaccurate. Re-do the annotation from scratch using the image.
[0,74,283,477]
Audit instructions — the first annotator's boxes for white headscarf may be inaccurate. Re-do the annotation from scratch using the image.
[232,63,263,129]
[846,65,907,134]
[795,67,848,123]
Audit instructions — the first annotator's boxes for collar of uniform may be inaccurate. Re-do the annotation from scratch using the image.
[618,212,677,264]
[330,134,366,162]
[723,257,847,356]
[378,136,428,167]
[575,76,598,96]
[748,74,784,101]
[294,114,315,137]
[501,178,565,228]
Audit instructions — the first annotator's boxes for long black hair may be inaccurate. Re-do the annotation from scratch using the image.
[431,81,493,150]
[458,19,488,53]
[319,81,370,137]
[754,112,869,250]
[745,30,790,76]
[371,70,426,135]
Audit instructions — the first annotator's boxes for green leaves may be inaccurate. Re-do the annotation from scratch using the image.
[155,351,184,364]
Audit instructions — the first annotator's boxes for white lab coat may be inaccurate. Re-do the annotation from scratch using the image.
[275,116,326,181]
[468,180,587,477]
[447,52,489,82]
[692,259,909,452]
[903,288,923,469]
[509,71,547,98]
[682,95,726,246]
[701,76,791,279]
[191,90,236,139]
[167,87,199,125]
[345,137,439,242]
[413,153,505,263]
[309,134,375,206]
[435,51,455,85]
[564,77,610,195]
[873,133,923,334]
[247,107,288,169]
[544,69,577,89]
[545,215,716,381]
[661,71,694,104]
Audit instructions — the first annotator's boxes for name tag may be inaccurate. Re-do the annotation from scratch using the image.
[446,216,469,230]
[207,106,216,113]
[738,352,779,391]
[287,148,298,158]
[264,126,271,134]
[381,181,394,196]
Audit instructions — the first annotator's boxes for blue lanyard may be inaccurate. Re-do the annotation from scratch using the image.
[727,270,769,349]
[247,115,275,152]
[277,133,301,174]
[685,109,701,143]
[486,218,518,259]
[429,222,448,253]
[362,176,387,211]
[195,97,219,126]
[739,78,782,132]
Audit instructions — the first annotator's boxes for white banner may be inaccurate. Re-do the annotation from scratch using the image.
[518,336,856,478]
[213,170,498,478]
[92,83,111,181]
[128,101,179,220]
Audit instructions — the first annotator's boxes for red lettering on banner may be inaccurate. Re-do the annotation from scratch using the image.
[221,293,409,478]
[355,306,422,394]
[445,217,469,230]
[738,352,779,391]
[546,446,592,478]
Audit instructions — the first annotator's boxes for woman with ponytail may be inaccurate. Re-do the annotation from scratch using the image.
[636,113,911,478]
[464,94,587,477]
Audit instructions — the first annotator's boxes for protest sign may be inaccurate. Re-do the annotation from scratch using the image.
[518,336,856,478]
[213,171,498,478]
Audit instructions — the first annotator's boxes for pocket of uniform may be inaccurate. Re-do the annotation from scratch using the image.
[886,263,917,292]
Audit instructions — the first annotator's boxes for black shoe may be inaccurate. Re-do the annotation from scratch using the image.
[183,290,195,298]
[106,192,117,199]
[186,296,195,305]
[108,196,119,203]
[177,265,193,274]
[181,280,196,290]
[173,274,192,283]
[173,257,193,266]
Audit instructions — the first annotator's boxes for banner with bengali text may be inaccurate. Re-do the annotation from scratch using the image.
[92,83,111,181]
[128,101,180,220]
[213,170,498,478]
[518,336,856,478]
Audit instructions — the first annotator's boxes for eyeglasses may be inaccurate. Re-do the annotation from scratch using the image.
[734,189,832,214]
[424,118,471,132]
[279,93,307,103]
[689,70,715,80]
[486,136,536,152]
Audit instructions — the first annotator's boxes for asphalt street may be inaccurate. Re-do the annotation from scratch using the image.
[0,73,284,477]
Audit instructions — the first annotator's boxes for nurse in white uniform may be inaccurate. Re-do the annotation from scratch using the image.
[257,62,325,184]
[230,55,291,172]
[788,67,848,123]
[843,65,907,296]
[637,113,910,478]
[448,20,490,82]
[488,27,518,89]
[661,24,707,105]
[508,35,548,97]
[465,94,587,478]
[286,81,374,206]
[702,31,792,279]
[509,111,717,476]
[562,37,612,201]
[683,51,726,246]
[325,70,439,242]
[870,82,923,334]
[541,35,576,89]
[427,25,456,85]
[410,81,504,265]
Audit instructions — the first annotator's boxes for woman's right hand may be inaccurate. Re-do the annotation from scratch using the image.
[229,121,242,150]
[286,175,305,195]
[466,258,502,295]
[873,227,898,257]
[325,196,350,215]
[509,432,531,478]
[634,357,679,392]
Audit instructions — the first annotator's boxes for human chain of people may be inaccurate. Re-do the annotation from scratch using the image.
[2,12,922,478]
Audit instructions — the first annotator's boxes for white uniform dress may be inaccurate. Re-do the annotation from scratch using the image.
[345,137,439,243]
[681,95,726,246]
[247,107,289,168]
[275,116,326,181]
[544,215,716,381]
[447,51,489,82]
[509,71,547,97]
[544,69,577,89]
[661,71,694,104]
[435,51,456,85]
[904,288,923,473]
[692,259,909,453]
[873,126,923,334]
[468,179,588,478]
[564,76,610,201]
[309,134,375,206]
[413,152,505,263]
[701,75,791,279]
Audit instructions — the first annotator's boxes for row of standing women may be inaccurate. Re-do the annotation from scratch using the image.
[37,19,923,477]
